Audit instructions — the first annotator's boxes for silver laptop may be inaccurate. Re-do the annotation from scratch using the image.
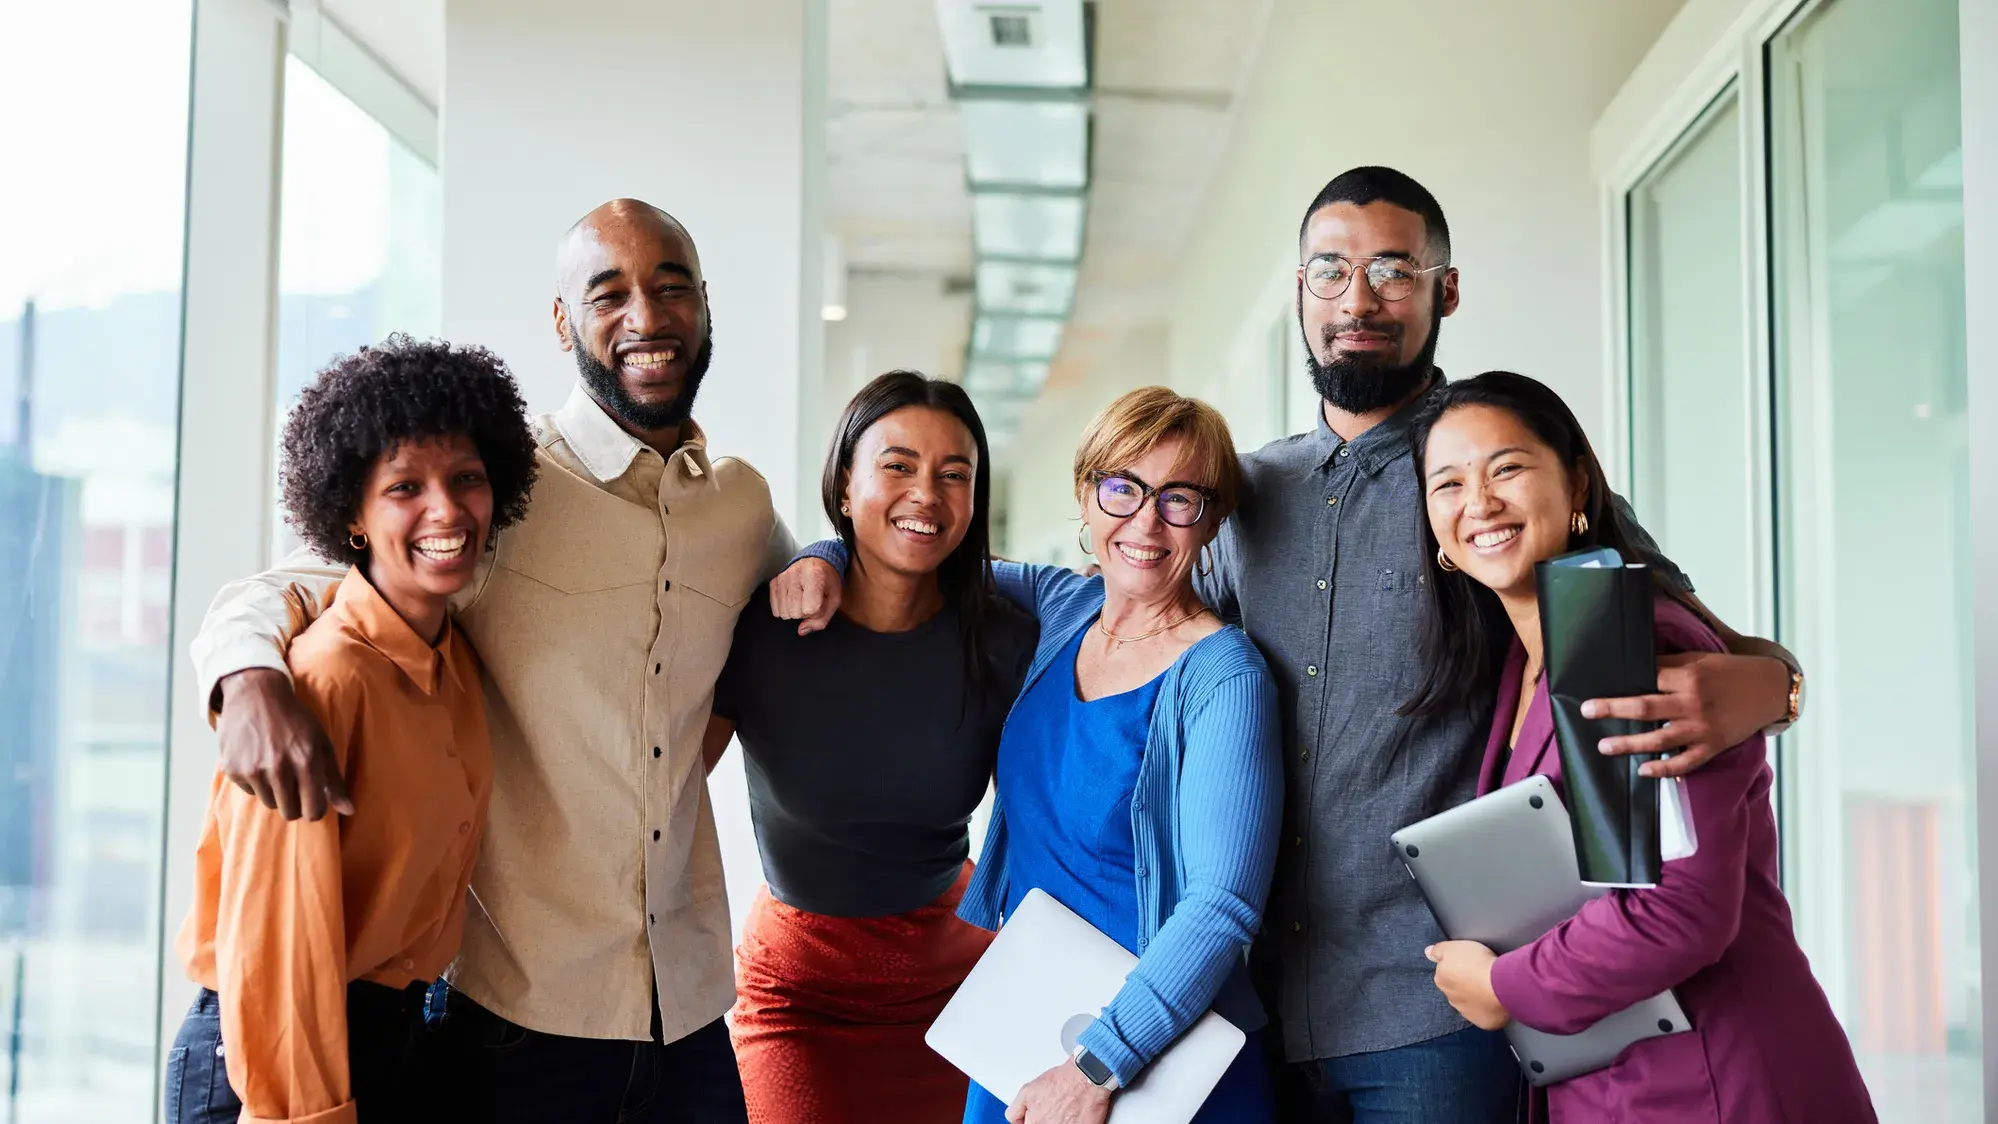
[1391,775,1692,1086]
[925,888,1246,1124]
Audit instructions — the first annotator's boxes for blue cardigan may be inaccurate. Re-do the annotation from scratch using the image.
[797,541,1284,1085]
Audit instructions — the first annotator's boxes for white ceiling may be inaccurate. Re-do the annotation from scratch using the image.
[322,0,1275,402]
[828,0,1275,392]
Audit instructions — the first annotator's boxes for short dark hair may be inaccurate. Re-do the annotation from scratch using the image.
[1398,371,1689,720]
[820,370,1016,682]
[1298,165,1453,262]
[279,334,540,567]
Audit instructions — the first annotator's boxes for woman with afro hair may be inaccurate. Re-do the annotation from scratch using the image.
[168,335,539,1124]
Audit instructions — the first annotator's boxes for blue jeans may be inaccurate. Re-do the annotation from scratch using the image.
[163,982,440,1124]
[1282,1026,1522,1124]
[440,987,749,1124]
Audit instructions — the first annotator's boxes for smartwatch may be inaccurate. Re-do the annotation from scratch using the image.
[1071,1045,1121,1092]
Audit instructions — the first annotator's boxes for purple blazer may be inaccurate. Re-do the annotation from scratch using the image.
[1481,598,1875,1123]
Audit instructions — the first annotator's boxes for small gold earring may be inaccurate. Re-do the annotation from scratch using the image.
[1570,511,1589,536]
[1436,547,1458,573]
[348,532,368,552]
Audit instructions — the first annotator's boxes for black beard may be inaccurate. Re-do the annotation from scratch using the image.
[1301,299,1442,415]
[572,319,715,432]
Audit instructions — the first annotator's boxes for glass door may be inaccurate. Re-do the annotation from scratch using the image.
[1770,0,1975,1117]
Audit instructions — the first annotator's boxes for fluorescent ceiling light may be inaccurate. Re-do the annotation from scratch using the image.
[972,315,1064,360]
[973,193,1085,260]
[964,360,1052,398]
[821,304,848,322]
[936,0,1087,89]
[975,261,1076,316]
[960,101,1088,188]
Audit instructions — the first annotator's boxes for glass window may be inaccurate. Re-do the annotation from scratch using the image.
[1770,0,1974,1117]
[271,57,443,560]
[0,2,193,1119]
[1627,91,1755,627]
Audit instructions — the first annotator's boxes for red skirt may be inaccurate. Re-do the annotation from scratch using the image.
[730,863,993,1124]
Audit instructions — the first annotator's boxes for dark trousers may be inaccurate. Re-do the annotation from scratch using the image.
[163,981,439,1124]
[1278,1026,1524,1124]
[439,987,750,1124]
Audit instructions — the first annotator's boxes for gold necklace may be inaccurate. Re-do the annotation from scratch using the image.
[1097,607,1204,646]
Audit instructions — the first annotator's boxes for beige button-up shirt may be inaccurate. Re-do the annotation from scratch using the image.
[192,386,795,1043]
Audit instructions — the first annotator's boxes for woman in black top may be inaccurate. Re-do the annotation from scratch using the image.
[704,371,1035,1124]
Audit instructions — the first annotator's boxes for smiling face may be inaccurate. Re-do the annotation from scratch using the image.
[1082,435,1216,605]
[553,201,711,435]
[348,434,495,626]
[1298,201,1459,415]
[1422,404,1586,601]
[842,405,978,583]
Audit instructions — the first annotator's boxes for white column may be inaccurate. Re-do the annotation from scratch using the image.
[1961,0,1998,1099]
[440,0,826,936]
[440,0,823,524]
[160,0,287,1106]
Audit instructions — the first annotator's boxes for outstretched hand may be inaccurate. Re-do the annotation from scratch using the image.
[768,558,842,635]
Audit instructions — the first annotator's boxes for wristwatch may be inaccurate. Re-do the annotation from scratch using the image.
[1763,666,1806,737]
[1071,1045,1121,1092]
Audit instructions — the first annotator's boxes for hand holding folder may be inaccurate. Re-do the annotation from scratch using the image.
[1535,548,1694,888]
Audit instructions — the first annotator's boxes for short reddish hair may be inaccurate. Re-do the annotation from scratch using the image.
[1071,386,1242,523]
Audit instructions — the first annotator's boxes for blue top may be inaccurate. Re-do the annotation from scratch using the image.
[796,538,1285,1087]
[997,625,1158,952]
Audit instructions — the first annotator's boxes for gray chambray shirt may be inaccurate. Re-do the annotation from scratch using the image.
[1198,375,1688,1062]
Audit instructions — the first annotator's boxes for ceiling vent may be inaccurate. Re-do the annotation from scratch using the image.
[987,9,1035,48]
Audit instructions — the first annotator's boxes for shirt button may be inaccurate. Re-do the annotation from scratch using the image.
[1293,836,1303,848]
[1138,936,1148,950]
[1316,579,1327,590]
[1136,866,1147,877]
[1300,751,1310,762]
[654,663,661,674]
[1292,921,1303,933]
[649,913,656,924]
[653,746,662,759]
[1306,665,1319,676]
[458,822,471,836]
[653,830,662,841]
[401,958,415,971]
[662,579,672,592]
[1338,447,1351,458]
[1326,496,1338,506]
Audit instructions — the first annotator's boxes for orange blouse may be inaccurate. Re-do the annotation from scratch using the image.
[176,568,493,1124]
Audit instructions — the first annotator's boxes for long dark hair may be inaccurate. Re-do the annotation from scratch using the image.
[1399,371,1691,718]
[820,370,1014,682]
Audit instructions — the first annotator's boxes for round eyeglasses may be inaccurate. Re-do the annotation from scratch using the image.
[1092,472,1212,528]
[1301,254,1449,303]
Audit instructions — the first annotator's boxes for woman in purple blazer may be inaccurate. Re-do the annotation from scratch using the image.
[1400,371,1875,1123]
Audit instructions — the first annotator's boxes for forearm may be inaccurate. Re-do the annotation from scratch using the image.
[193,550,344,718]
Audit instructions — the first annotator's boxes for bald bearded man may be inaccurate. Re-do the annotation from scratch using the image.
[190,200,792,1123]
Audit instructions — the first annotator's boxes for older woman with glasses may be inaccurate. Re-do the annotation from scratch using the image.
[778,386,1283,1124]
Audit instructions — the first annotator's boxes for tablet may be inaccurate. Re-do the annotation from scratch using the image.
[1391,775,1693,1086]
[924,888,1246,1124]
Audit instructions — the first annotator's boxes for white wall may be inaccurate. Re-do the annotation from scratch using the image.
[441,0,821,521]
[1001,0,1685,558]
[441,0,826,935]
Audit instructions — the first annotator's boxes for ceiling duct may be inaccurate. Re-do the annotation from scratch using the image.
[937,0,1091,446]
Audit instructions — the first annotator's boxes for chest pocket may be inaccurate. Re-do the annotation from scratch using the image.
[670,464,774,609]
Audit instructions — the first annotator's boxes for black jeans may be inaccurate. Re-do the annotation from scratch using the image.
[163,981,442,1124]
[438,986,750,1124]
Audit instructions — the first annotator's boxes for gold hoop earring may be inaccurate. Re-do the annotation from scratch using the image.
[1197,544,1214,577]
[1436,547,1458,573]
[1077,525,1093,556]
[1570,511,1589,536]
[348,532,368,552]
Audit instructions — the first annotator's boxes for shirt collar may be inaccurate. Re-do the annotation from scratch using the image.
[1315,368,1450,476]
[553,385,712,485]
[331,568,448,694]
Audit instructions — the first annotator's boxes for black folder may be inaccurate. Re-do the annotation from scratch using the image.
[1534,548,1662,888]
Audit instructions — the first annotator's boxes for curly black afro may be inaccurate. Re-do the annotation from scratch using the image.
[279,334,540,567]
